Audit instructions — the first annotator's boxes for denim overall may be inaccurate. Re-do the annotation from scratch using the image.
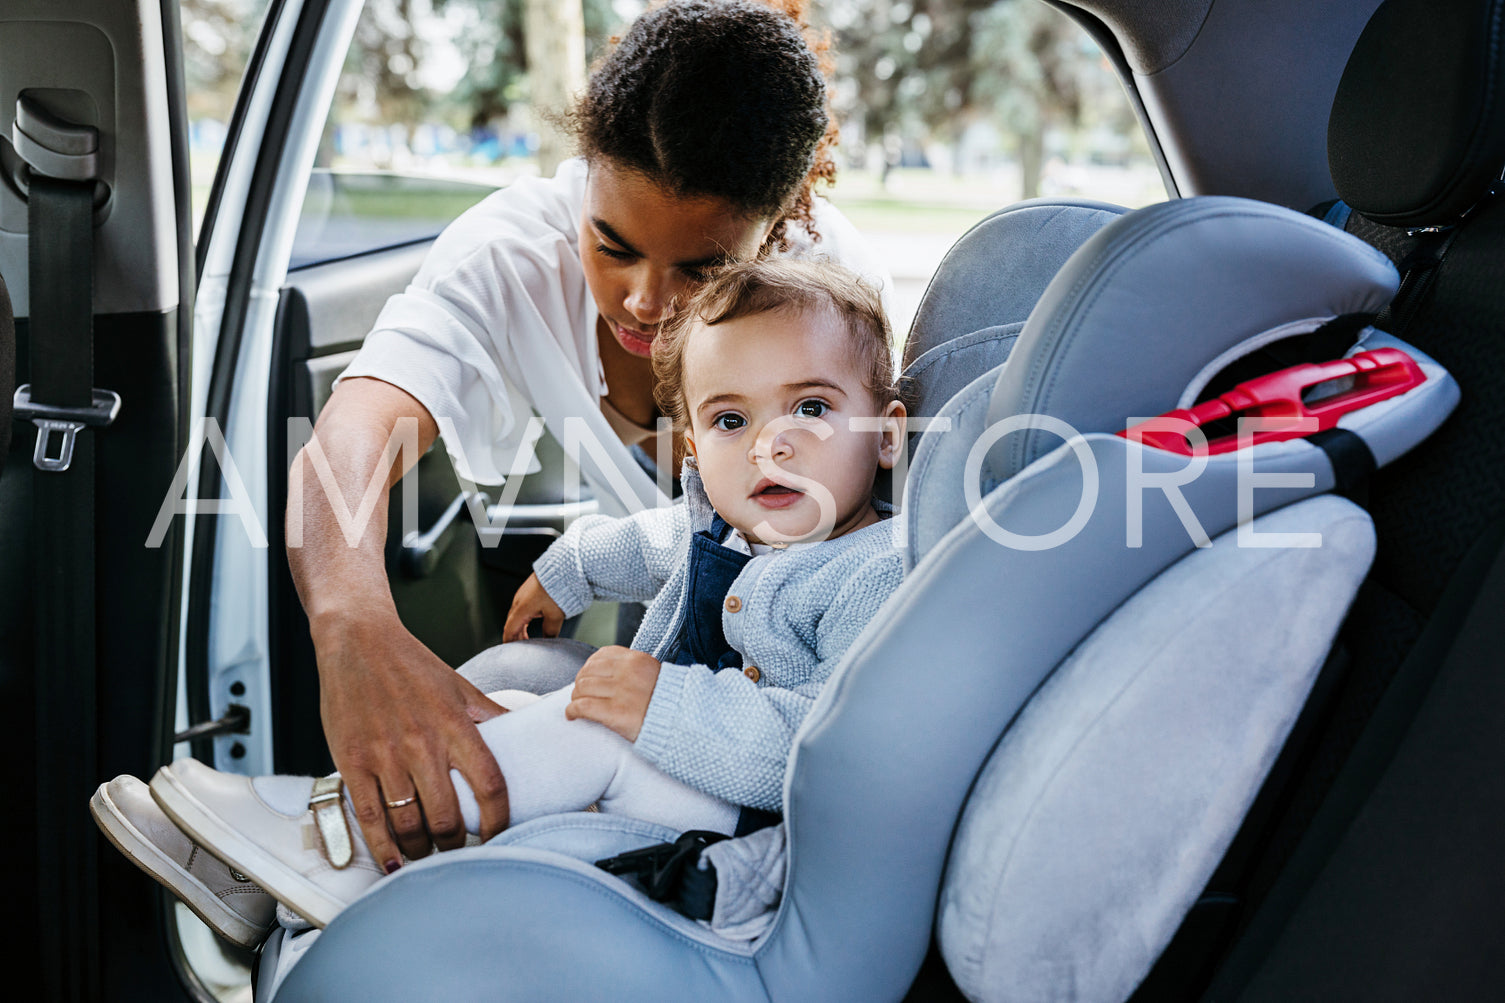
[659,514,781,836]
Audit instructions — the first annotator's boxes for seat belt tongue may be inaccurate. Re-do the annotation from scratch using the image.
[13,384,119,471]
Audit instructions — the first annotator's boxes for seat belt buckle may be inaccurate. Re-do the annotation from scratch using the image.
[1120,347,1426,455]
[596,829,727,921]
[12,384,120,472]
[595,840,679,879]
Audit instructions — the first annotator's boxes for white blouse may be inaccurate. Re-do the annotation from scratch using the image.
[339,158,894,515]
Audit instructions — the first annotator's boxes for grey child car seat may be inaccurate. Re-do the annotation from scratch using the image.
[256,195,1457,1001]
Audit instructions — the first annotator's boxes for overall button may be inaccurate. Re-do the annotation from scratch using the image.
[743,665,761,683]
[724,595,742,613]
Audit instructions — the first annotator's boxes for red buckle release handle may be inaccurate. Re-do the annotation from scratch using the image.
[1120,347,1425,456]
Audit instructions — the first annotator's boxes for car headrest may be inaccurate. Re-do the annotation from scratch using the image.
[1328,0,1505,228]
[979,196,1399,487]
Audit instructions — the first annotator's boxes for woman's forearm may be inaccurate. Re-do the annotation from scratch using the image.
[286,377,439,633]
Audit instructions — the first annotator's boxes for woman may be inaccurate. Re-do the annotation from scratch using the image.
[287,0,892,877]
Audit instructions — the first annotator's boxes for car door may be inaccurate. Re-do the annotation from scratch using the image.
[0,0,534,996]
[0,0,194,997]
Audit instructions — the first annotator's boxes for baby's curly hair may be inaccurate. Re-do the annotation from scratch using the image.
[570,0,838,249]
[652,258,896,431]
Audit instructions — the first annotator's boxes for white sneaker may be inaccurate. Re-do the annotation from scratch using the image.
[149,758,385,929]
[90,775,276,948]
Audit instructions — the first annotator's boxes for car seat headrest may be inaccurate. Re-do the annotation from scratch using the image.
[900,200,1128,424]
[878,200,1126,509]
[980,196,1399,486]
[904,199,1130,369]
[1328,0,1505,228]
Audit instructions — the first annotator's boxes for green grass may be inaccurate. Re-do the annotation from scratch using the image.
[186,159,1157,247]
[318,185,495,220]
[828,197,996,234]
[822,167,1008,234]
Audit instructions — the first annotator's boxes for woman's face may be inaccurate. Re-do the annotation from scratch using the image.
[580,158,775,358]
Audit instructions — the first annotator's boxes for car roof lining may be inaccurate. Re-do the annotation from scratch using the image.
[1066,0,1217,76]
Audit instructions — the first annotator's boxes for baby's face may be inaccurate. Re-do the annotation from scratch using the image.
[681,305,905,545]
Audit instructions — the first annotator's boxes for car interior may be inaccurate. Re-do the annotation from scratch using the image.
[2,0,1503,999]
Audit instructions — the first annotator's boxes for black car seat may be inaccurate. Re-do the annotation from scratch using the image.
[1141,0,1505,998]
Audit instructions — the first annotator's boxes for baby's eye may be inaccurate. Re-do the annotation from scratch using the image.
[712,413,746,431]
[795,399,828,419]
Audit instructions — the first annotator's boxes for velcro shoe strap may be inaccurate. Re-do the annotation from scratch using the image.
[309,775,353,869]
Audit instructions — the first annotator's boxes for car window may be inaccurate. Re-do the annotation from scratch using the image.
[286,0,622,269]
[182,0,275,231]
[290,170,497,269]
[819,0,1166,337]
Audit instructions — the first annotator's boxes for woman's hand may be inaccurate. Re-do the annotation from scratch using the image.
[566,646,660,741]
[503,573,566,642]
[312,611,510,873]
[288,378,510,869]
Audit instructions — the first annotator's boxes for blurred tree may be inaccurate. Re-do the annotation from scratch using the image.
[432,0,617,123]
[824,0,992,171]
[180,0,265,120]
[344,0,428,124]
[296,0,618,168]
[432,0,529,127]
[524,0,586,175]
[968,0,1084,198]
[185,0,621,170]
[821,0,1100,197]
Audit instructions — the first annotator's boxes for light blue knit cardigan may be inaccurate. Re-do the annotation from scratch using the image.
[531,462,904,811]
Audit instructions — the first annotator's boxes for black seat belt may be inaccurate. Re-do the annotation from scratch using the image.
[1309,187,1501,339]
[0,270,13,470]
[10,96,115,1002]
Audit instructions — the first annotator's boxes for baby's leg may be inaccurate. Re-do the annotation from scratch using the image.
[140,687,739,930]
[451,686,740,835]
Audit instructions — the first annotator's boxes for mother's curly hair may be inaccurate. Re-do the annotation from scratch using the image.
[570,0,838,249]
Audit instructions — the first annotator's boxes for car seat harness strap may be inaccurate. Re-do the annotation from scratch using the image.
[1308,427,1377,502]
[596,829,728,921]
